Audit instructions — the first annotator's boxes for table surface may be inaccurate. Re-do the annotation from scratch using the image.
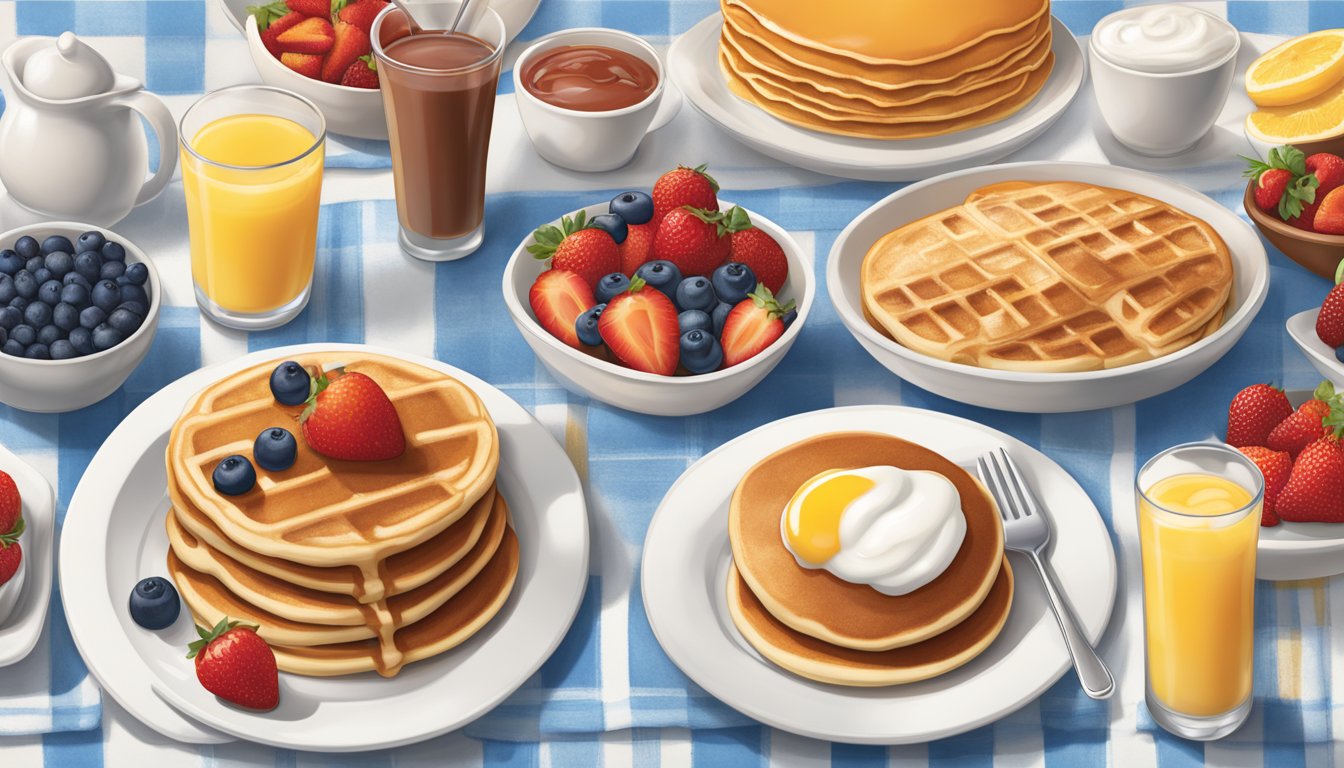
[2,0,1344,766]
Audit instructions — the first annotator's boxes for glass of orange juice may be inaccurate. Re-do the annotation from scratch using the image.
[1136,442,1263,741]
[179,86,325,330]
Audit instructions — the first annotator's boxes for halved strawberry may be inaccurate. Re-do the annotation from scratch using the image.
[598,277,680,375]
[321,20,371,84]
[529,269,596,349]
[720,284,796,367]
[280,52,323,79]
[249,3,306,57]
[335,0,389,33]
[276,16,335,55]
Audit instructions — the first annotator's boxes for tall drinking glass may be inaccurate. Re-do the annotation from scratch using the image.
[372,3,505,262]
[1136,442,1263,741]
[179,86,326,330]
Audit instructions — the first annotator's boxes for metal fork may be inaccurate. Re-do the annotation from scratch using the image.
[976,447,1115,700]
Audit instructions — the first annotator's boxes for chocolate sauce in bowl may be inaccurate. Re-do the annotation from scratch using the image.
[521,44,659,112]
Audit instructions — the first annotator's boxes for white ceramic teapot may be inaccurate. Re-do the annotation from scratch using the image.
[0,32,177,226]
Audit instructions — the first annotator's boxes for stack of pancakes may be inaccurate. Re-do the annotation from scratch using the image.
[717,0,1055,139]
[164,352,515,678]
[727,433,1012,686]
[861,181,1235,372]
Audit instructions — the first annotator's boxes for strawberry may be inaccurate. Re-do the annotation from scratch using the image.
[335,0,389,33]
[1277,436,1344,523]
[654,205,752,278]
[529,269,596,349]
[276,16,335,55]
[340,55,379,88]
[619,222,655,276]
[529,211,620,288]
[1306,152,1344,200]
[0,484,22,588]
[188,618,279,711]
[1237,446,1291,526]
[285,0,332,17]
[1290,201,1322,232]
[1225,383,1294,447]
[280,52,323,78]
[321,20,370,83]
[0,470,20,539]
[1266,381,1340,457]
[0,537,20,589]
[1317,281,1344,346]
[1313,185,1344,235]
[652,164,719,225]
[727,227,788,294]
[249,3,306,57]
[300,369,405,461]
[720,284,796,367]
[598,277,680,375]
[1244,146,1318,222]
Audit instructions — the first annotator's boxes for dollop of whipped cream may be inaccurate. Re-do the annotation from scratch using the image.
[780,466,966,596]
[1092,5,1238,74]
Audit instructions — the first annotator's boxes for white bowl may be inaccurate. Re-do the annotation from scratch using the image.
[0,222,161,413]
[1286,308,1344,389]
[502,201,814,416]
[827,161,1270,413]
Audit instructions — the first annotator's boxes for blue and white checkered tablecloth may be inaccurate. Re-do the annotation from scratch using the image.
[1,0,1343,765]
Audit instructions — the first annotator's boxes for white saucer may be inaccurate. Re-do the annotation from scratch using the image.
[641,406,1116,744]
[0,443,54,668]
[668,14,1086,182]
[60,343,590,750]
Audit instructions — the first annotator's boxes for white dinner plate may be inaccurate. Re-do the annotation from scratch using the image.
[218,0,542,46]
[60,343,589,751]
[0,443,54,667]
[642,406,1116,744]
[668,14,1085,182]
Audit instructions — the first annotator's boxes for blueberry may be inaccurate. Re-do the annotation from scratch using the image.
[0,326,5,346]
[23,343,49,360]
[99,260,125,281]
[13,236,38,260]
[41,235,72,255]
[79,306,106,330]
[679,309,713,335]
[91,325,124,351]
[37,279,61,306]
[74,251,101,284]
[711,302,732,337]
[76,231,105,254]
[595,273,631,304]
[575,303,606,346]
[36,324,59,346]
[48,339,75,360]
[0,275,13,305]
[212,454,256,496]
[119,283,148,308]
[124,262,148,286]
[115,275,130,287]
[63,272,90,289]
[31,268,51,286]
[711,262,756,305]
[128,576,179,630]
[269,361,311,405]
[67,327,92,356]
[589,213,628,245]
[781,308,798,328]
[52,302,80,332]
[679,329,723,374]
[24,256,42,274]
[91,280,121,313]
[0,307,17,331]
[101,241,126,262]
[107,307,142,335]
[254,427,298,472]
[116,301,147,318]
[0,339,20,357]
[634,260,682,300]
[43,251,72,277]
[609,191,654,226]
[675,276,717,313]
[12,271,36,300]
[0,250,21,275]
[8,297,26,311]
[60,283,88,308]
[1338,346,1344,364]
[22,301,50,328]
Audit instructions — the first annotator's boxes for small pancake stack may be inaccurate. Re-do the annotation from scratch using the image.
[717,0,1055,139]
[727,432,1012,686]
[164,352,514,678]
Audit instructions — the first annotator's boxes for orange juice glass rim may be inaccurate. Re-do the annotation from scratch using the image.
[178,85,327,172]
[1136,441,1265,520]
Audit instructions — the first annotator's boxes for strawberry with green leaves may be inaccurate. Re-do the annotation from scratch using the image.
[1244,145,1320,224]
[300,369,405,461]
[1277,435,1344,523]
[248,2,307,57]
[188,618,279,711]
[1267,381,1340,457]
[0,470,21,588]
[529,211,621,289]
[341,55,379,88]
[652,164,718,225]
[1317,263,1344,347]
[720,284,796,367]
[653,205,752,278]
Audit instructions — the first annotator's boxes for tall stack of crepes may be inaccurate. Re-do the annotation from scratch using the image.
[717,0,1056,139]
[163,352,515,678]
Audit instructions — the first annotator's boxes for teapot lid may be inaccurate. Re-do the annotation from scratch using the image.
[21,32,115,100]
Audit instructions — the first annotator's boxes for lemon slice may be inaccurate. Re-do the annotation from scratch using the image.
[1247,85,1344,143]
[1247,29,1344,107]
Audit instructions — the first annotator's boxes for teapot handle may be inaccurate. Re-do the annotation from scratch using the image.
[114,90,178,207]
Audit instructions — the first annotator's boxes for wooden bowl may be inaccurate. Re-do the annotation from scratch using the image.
[1242,181,1344,280]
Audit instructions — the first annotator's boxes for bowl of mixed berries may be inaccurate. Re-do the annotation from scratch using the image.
[1243,144,1344,279]
[503,164,814,416]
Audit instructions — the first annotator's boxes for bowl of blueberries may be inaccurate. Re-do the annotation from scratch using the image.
[0,223,159,413]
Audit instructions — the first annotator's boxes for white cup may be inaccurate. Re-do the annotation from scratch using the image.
[514,28,675,172]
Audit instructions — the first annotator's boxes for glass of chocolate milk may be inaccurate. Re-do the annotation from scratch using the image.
[371,4,505,261]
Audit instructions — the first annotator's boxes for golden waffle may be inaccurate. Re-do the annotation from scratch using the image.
[728,433,1004,652]
[860,181,1234,372]
[167,352,499,573]
[728,560,1013,686]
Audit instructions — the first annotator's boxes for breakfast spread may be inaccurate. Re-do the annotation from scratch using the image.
[1245,29,1344,145]
[520,44,659,111]
[859,181,1234,372]
[716,0,1055,139]
[0,470,24,627]
[249,0,388,88]
[727,432,1010,685]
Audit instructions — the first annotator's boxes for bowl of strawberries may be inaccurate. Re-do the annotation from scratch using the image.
[1243,144,1344,280]
[1286,264,1344,390]
[502,164,814,416]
